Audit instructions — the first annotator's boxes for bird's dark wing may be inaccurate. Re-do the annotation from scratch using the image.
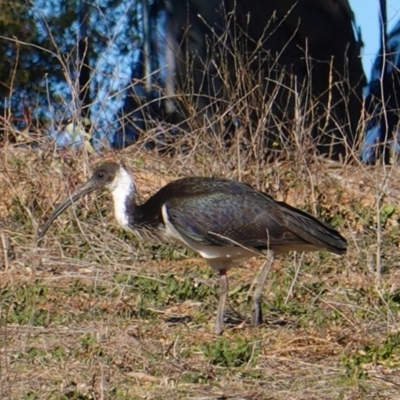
[166,198,277,249]
[141,177,346,255]
[161,179,292,251]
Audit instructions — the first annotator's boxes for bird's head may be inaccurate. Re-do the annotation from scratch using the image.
[37,162,126,245]
[86,162,121,191]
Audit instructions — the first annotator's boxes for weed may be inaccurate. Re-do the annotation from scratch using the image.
[180,372,212,384]
[341,332,400,380]
[1,281,52,326]
[202,337,259,367]
[380,204,396,226]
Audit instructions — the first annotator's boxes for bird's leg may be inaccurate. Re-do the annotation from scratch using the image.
[251,250,274,326]
[215,269,228,335]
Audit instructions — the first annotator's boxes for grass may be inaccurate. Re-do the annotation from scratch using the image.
[1,141,400,400]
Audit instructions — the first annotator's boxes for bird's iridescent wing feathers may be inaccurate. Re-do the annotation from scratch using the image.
[160,178,346,255]
[166,186,280,249]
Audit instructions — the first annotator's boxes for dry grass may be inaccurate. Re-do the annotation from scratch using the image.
[1,4,399,398]
[1,132,400,400]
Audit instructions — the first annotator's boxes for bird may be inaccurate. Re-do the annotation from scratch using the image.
[37,162,347,335]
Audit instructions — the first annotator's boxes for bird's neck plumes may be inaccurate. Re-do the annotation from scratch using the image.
[108,167,137,228]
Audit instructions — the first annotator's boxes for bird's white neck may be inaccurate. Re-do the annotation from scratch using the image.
[108,167,136,227]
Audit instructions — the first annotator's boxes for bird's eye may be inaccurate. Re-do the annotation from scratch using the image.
[97,172,104,178]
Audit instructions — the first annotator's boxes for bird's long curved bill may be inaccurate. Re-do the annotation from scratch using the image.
[37,178,97,246]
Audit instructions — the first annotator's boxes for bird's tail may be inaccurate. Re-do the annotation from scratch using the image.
[277,201,347,255]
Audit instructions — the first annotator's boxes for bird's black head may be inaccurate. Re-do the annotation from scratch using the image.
[90,162,120,190]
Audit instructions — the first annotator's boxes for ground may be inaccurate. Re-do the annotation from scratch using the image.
[1,142,400,399]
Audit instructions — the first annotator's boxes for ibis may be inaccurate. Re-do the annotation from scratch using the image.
[37,162,347,335]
